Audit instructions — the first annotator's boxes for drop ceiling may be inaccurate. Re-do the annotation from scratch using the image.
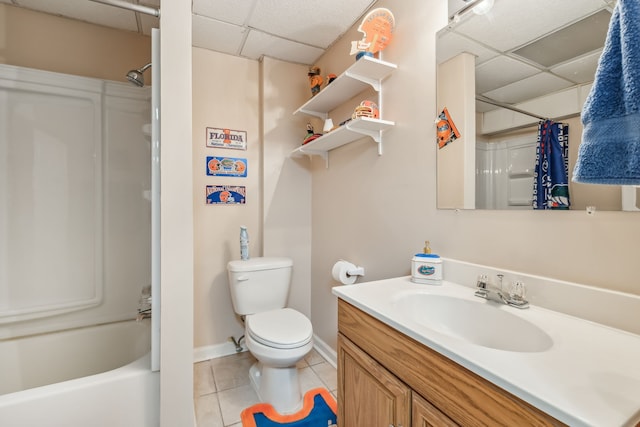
[0,0,378,65]
[437,0,615,114]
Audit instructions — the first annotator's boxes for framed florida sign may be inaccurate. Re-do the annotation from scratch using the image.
[206,185,246,205]
[206,127,247,150]
[206,156,247,177]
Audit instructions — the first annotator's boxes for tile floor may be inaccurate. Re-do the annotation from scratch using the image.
[194,349,337,427]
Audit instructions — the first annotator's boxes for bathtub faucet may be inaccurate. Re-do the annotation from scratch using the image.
[137,285,152,321]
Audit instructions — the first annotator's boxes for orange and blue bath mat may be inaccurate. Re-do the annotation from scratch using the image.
[241,387,337,427]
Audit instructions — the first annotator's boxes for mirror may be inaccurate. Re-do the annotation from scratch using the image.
[436,0,639,211]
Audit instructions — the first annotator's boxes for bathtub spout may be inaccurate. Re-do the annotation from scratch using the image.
[136,309,151,322]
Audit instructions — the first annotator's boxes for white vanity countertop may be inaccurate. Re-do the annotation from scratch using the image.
[333,277,640,427]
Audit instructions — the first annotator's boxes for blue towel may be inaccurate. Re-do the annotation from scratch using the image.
[572,0,640,184]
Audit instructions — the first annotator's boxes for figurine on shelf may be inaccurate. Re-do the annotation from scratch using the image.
[308,66,323,97]
[326,73,337,85]
[303,123,322,145]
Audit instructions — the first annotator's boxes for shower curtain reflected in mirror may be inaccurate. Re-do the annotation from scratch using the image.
[533,120,570,210]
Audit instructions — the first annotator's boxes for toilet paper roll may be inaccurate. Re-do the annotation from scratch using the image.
[332,260,358,285]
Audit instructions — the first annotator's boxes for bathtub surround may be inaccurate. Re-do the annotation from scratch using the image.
[0,321,158,426]
[0,65,151,340]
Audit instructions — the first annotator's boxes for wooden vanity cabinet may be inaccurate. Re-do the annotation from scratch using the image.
[337,300,567,427]
[338,334,411,427]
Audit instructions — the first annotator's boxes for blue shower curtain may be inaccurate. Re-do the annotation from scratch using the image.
[533,120,570,209]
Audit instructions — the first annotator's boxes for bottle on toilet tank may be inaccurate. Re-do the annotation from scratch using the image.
[240,226,249,260]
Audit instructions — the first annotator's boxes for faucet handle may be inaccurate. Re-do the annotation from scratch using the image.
[476,274,488,289]
[509,281,527,302]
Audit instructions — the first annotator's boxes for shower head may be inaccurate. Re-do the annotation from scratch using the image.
[126,63,152,87]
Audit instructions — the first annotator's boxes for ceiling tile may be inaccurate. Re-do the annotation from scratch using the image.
[192,0,256,26]
[436,30,498,65]
[475,56,539,94]
[241,30,325,64]
[483,72,574,104]
[247,0,376,48]
[454,0,608,52]
[17,0,138,32]
[192,14,247,56]
[512,9,610,68]
[551,50,601,84]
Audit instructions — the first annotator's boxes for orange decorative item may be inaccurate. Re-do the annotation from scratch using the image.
[352,100,380,120]
[308,66,323,97]
[436,107,460,149]
[350,8,395,56]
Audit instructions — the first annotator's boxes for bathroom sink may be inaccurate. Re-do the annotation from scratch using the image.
[393,293,553,352]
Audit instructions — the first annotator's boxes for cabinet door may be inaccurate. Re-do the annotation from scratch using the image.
[338,333,410,427]
[412,392,458,427]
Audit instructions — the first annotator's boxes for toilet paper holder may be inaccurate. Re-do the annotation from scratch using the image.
[332,260,365,285]
[346,265,365,276]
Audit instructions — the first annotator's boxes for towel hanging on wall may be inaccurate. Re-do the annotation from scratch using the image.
[573,0,640,184]
[533,120,570,210]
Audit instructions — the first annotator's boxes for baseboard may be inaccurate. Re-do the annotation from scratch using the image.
[193,340,246,363]
[312,334,337,368]
[194,335,337,367]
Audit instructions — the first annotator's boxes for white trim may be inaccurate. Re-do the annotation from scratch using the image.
[193,341,247,363]
[312,334,337,368]
[193,335,338,367]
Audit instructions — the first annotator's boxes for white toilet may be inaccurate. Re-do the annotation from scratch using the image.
[227,257,313,414]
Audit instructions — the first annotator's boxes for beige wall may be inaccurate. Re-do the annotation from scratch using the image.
[0,4,150,83]
[191,53,313,354]
[261,57,313,318]
[308,0,640,351]
[192,47,261,350]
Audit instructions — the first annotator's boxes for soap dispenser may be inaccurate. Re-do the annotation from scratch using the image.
[411,240,442,285]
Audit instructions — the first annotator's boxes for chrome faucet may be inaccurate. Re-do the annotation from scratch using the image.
[474,274,529,309]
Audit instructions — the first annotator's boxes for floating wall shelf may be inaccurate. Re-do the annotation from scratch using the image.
[294,56,397,119]
[291,117,395,167]
[292,56,397,167]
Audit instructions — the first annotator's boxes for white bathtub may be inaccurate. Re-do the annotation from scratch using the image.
[0,319,159,427]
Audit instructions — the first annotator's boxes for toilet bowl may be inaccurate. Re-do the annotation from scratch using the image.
[245,308,313,413]
[227,257,314,413]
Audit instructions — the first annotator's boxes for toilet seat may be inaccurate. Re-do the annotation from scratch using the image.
[246,308,312,349]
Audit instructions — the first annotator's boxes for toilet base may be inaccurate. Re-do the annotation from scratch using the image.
[249,362,303,414]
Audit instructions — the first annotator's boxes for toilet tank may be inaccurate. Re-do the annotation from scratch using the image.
[227,257,293,315]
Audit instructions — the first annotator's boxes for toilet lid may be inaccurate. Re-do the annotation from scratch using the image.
[246,308,312,349]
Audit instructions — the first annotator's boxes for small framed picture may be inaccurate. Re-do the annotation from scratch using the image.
[206,127,247,150]
[206,156,247,177]
[206,185,246,205]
